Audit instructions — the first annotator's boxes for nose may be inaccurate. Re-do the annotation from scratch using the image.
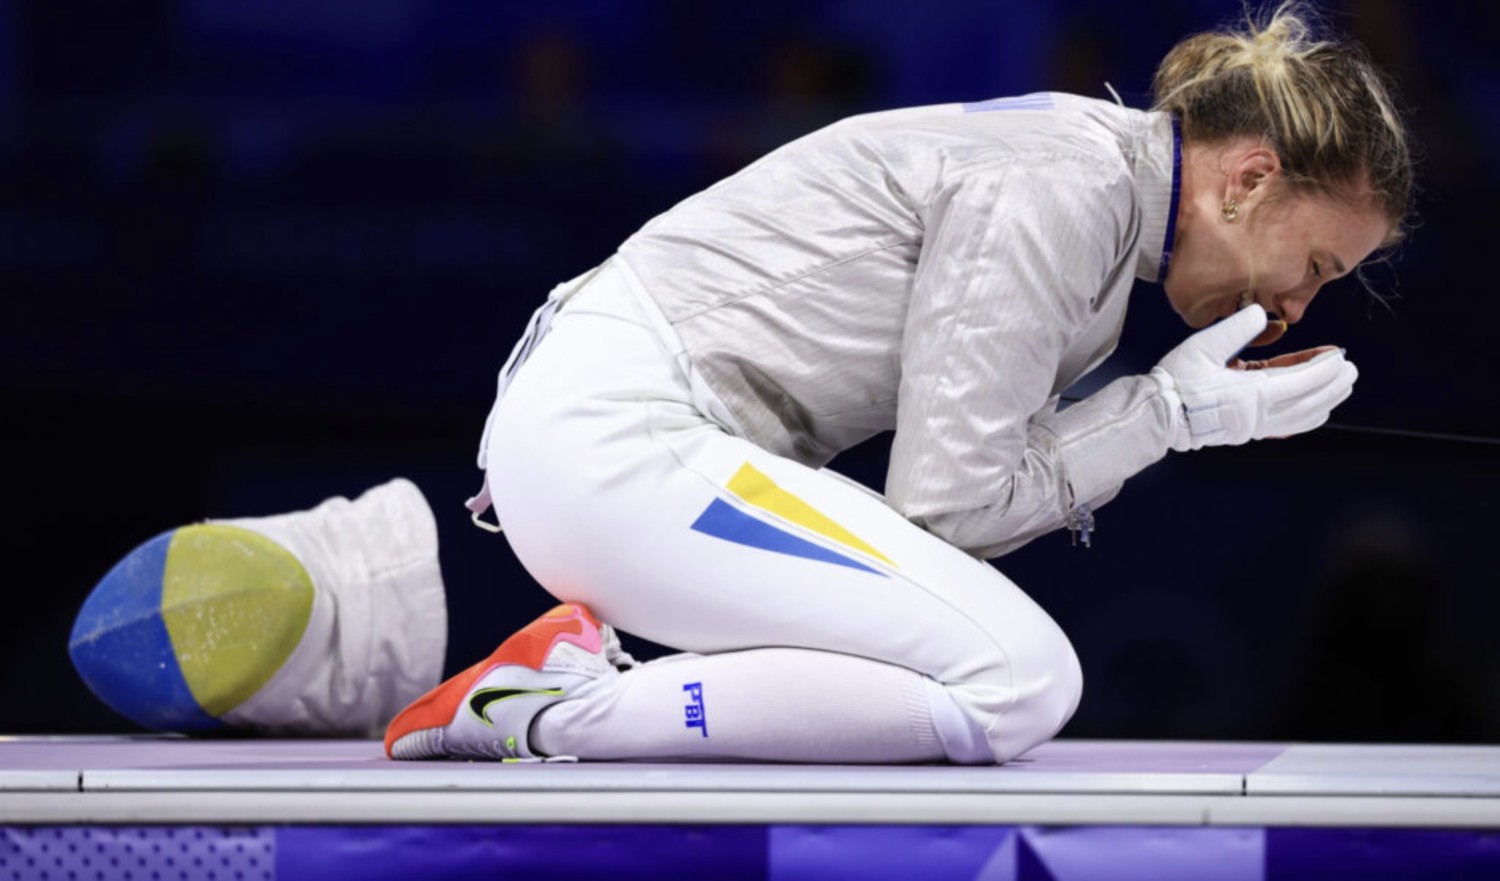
[1273,281,1324,325]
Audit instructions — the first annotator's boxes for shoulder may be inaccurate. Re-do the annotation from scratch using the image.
[765,94,1146,221]
[877,94,1140,193]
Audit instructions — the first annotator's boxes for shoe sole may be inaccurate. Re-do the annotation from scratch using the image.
[384,603,602,759]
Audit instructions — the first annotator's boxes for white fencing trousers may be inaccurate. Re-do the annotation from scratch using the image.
[485,260,1083,763]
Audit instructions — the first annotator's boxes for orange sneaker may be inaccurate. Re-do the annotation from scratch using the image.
[384,602,631,761]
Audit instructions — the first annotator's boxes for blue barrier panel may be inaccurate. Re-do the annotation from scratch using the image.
[4,824,1500,879]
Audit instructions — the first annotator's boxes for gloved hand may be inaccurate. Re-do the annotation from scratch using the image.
[1150,304,1358,452]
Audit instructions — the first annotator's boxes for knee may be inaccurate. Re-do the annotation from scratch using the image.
[1043,633,1084,735]
[962,619,1083,763]
[1015,622,1083,743]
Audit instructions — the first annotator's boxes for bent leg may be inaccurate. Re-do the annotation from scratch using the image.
[488,264,1080,762]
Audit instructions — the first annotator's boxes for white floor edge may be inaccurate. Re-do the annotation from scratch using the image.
[3,790,1499,828]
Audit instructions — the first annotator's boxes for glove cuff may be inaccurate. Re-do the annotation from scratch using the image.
[1149,367,1192,453]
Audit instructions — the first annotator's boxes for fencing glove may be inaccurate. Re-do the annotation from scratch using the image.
[1151,304,1358,452]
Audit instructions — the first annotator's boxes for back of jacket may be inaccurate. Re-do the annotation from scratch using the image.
[616,92,1178,556]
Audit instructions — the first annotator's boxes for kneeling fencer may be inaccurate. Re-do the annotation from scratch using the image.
[73,5,1412,764]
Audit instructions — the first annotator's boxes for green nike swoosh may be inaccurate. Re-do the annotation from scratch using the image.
[467,686,565,727]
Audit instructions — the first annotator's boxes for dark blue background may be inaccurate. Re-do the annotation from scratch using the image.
[3,0,1496,739]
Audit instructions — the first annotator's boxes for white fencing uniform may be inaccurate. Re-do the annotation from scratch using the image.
[476,93,1182,763]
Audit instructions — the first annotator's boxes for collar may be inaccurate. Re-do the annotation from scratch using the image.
[1133,112,1182,283]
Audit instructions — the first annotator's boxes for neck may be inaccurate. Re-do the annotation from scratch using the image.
[1176,143,1220,242]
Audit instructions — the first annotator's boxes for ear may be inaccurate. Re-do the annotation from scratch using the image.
[1230,146,1282,203]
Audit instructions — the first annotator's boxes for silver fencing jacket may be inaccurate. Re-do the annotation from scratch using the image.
[615,93,1180,559]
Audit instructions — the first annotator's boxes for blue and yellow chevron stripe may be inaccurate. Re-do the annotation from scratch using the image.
[690,463,895,576]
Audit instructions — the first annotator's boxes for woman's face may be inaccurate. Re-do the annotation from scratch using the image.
[1164,145,1391,342]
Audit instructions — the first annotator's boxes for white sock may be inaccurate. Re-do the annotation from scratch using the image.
[531,647,987,763]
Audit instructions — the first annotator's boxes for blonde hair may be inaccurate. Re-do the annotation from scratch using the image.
[1152,2,1412,242]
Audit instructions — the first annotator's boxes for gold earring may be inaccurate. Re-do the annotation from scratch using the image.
[1221,199,1241,222]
